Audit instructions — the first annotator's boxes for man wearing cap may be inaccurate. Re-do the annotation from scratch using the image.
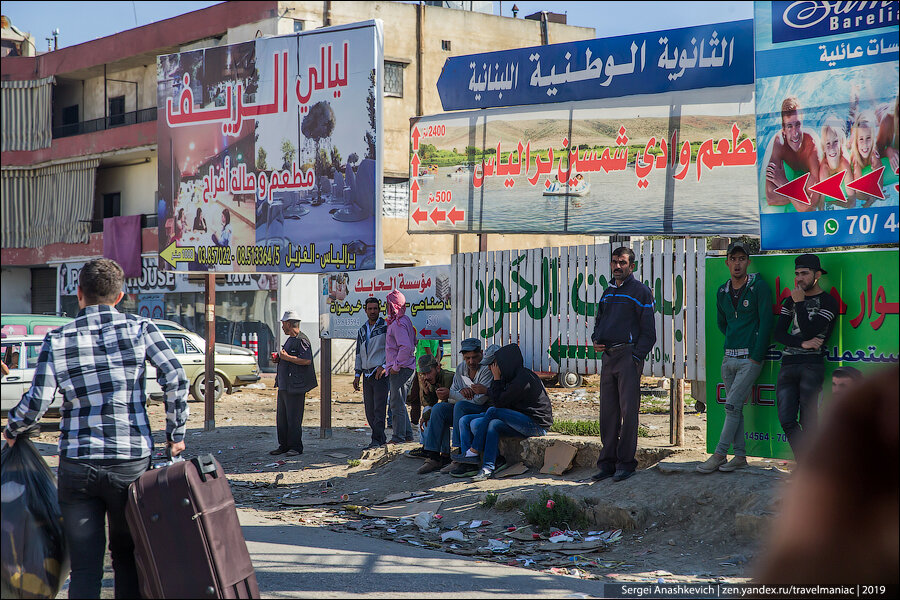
[411,354,455,473]
[698,241,773,474]
[353,297,388,449]
[270,311,317,456]
[417,339,495,474]
[774,253,838,458]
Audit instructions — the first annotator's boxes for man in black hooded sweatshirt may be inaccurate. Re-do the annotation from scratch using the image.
[453,344,553,481]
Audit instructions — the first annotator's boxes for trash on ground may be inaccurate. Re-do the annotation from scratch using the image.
[540,441,578,475]
[441,530,467,543]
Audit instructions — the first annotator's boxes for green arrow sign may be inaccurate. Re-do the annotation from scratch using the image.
[548,337,601,364]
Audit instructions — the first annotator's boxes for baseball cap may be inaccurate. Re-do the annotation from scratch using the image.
[726,241,751,257]
[417,353,438,373]
[459,337,481,353]
[280,310,301,321]
[480,344,501,366]
[794,253,827,275]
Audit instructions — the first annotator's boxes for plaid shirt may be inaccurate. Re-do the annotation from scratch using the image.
[4,305,189,460]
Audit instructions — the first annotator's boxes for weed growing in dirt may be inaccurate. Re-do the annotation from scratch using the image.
[550,420,601,436]
[523,490,587,532]
[481,493,498,509]
[637,425,650,437]
[347,459,361,467]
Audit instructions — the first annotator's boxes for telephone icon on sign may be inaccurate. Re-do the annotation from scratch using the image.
[801,220,817,237]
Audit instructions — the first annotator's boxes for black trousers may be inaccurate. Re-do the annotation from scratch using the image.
[276,389,306,452]
[597,345,643,473]
[363,374,390,445]
[57,456,150,599]
[776,362,825,458]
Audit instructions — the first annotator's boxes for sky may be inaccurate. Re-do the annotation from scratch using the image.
[3,1,753,51]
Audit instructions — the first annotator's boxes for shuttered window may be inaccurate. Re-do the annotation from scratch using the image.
[31,268,57,314]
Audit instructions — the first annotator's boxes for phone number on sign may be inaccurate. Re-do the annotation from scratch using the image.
[744,432,787,442]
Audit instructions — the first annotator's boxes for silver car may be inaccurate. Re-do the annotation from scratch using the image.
[1,334,64,415]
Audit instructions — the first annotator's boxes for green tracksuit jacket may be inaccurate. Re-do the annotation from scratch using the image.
[716,273,773,363]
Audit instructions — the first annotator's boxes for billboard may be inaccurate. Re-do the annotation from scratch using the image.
[705,249,899,459]
[435,20,753,111]
[156,21,383,273]
[318,266,451,340]
[754,2,899,249]
[408,88,758,236]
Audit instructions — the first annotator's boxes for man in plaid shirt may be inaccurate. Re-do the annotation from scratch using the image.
[3,258,189,599]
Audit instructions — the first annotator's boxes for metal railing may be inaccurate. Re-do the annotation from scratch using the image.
[52,107,157,139]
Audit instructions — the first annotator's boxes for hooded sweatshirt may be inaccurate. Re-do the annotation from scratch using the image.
[488,344,553,429]
[384,290,416,372]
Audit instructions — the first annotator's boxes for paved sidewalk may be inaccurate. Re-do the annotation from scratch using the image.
[239,509,602,598]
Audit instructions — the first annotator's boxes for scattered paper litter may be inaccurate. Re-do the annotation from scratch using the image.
[441,530,466,543]
[413,511,434,530]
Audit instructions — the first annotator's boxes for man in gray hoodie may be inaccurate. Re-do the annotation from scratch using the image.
[353,297,389,448]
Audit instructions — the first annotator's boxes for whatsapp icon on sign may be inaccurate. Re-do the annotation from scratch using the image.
[824,218,839,235]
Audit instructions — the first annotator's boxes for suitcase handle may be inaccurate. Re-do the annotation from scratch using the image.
[191,454,219,482]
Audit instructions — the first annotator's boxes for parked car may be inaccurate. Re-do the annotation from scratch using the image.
[1,313,72,337]
[146,331,261,402]
[1,334,64,415]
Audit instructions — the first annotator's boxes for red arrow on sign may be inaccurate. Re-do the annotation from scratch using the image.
[774,172,812,206]
[411,153,420,173]
[419,329,432,335]
[410,178,420,204]
[847,166,885,200]
[411,127,420,151]
[809,170,846,202]
[436,328,448,336]
[430,207,446,224]
[412,207,428,225]
[447,206,465,224]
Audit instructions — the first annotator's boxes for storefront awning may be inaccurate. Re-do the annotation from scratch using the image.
[1,76,54,151]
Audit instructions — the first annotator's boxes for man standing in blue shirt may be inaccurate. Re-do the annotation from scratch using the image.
[590,247,656,482]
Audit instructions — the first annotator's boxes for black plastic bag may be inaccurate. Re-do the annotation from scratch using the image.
[1,435,69,599]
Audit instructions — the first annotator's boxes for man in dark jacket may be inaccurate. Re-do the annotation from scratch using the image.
[270,310,317,456]
[452,344,553,481]
[591,247,656,482]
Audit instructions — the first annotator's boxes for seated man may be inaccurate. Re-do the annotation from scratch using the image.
[452,343,553,481]
[412,354,455,473]
[418,339,494,474]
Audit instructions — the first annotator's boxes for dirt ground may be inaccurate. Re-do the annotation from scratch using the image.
[11,374,792,585]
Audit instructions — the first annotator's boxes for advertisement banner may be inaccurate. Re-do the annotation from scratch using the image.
[754,2,899,250]
[435,20,753,111]
[318,266,451,340]
[409,88,758,236]
[156,21,383,273]
[452,240,706,380]
[705,249,899,459]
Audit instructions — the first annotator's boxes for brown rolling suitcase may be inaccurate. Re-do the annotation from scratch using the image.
[125,453,260,599]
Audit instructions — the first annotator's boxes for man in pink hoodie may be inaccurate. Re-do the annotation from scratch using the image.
[385,290,417,443]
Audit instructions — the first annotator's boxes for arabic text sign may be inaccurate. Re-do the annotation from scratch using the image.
[754,3,899,250]
[409,91,758,236]
[705,249,899,459]
[436,20,752,111]
[451,239,706,380]
[157,21,383,273]
[318,266,451,340]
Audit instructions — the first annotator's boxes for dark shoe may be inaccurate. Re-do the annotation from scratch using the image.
[365,442,384,450]
[417,458,443,474]
[450,463,480,478]
[440,460,459,474]
[612,469,636,482]
[269,447,289,455]
[404,447,429,459]
[285,449,301,457]
[450,452,481,465]
[493,456,509,474]
[591,470,615,481]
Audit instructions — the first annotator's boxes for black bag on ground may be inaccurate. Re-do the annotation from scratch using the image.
[1,435,70,599]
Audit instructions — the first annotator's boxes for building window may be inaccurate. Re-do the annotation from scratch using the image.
[62,105,79,125]
[108,95,125,126]
[384,61,404,98]
[441,40,451,51]
[293,19,304,32]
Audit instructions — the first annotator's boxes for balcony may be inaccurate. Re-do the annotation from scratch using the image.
[52,107,157,139]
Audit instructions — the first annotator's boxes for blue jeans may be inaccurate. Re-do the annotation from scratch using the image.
[423,400,486,454]
[388,368,414,442]
[467,407,546,471]
[58,456,150,599]
[715,357,763,457]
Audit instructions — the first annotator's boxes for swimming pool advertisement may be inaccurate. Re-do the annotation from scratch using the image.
[705,248,899,459]
[754,1,900,250]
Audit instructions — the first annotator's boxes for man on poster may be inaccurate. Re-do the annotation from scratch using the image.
[590,247,656,483]
[764,96,821,212]
[353,297,389,449]
[774,254,838,458]
[698,241,773,474]
[270,311,317,456]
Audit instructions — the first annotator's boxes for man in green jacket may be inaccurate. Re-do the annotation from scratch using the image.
[698,241,773,473]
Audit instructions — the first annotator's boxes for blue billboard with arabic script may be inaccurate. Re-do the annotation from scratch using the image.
[435,20,753,111]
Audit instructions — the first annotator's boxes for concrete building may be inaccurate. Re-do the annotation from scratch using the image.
[1,1,595,369]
